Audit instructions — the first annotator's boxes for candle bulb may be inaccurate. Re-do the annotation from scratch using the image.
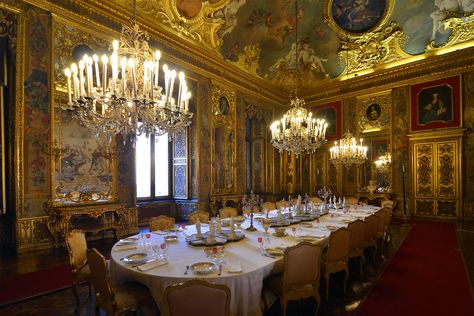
[93,54,100,88]
[84,56,92,95]
[185,91,191,112]
[128,58,137,99]
[112,39,119,52]
[64,68,72,104]
[154,50,161,87]
[169,70,176,105]
[71,63,79,100]
[101,54,108,95]
[78,60,85,97]
[177,71,184,109]
[120,57,127,98]
[111,52,118,95]
[163,64,169,102]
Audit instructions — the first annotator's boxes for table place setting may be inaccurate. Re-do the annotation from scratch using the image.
[135,259,169,272]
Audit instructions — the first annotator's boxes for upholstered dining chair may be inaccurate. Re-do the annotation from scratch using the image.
[346,196,359,205]
[310,196,322,204]
[87,248,155,316]
[323,227,351,300]
[263,242,322,316]
[65,229,91,310]
[347,220,367,277]
[275,199,289,209]
[219,207,238,219]
[363,215,380,263]
[262,201,277,212]
[164,279,231,316]
[150,215,175,231]
[188,211,210,224]
[381,198,394,209]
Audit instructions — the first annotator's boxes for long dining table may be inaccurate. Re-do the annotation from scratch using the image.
[109,204,380,316]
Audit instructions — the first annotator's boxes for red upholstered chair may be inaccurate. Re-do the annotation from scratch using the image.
[263,242,322,316]
[164,279,231,316]
[87,248,155,315]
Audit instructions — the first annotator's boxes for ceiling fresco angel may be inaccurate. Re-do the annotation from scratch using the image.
[214,0,474,88]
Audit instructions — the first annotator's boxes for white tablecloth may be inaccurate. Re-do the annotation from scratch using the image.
[110,206,378,316]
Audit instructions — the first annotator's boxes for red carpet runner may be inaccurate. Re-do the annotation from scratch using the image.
[0,264,72,306]
[357,222,474,316]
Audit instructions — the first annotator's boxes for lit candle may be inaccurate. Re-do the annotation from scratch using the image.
[93,54,100,88]
[154,50,161,87]
[120,57,127,97]
[101,54,108,95]
[83,56,92,95]
[177,71,184,109]
[71,63,79,100]
[78,60,85,97]
[150,64,154,100]
[169,70,176,105]
[112,40,119,52]
[111,52,118,95]
[64,68,72,104]
[185,91,191,111]
[128,58,137,99]
[163,64,169,101]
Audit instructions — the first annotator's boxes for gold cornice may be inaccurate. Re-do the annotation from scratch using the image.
[23,0,286,104]
[304,46,474,105]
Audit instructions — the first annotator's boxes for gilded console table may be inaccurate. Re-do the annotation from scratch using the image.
[47,203,139,247]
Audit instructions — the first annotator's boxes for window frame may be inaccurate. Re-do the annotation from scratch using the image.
[136,133,173,201]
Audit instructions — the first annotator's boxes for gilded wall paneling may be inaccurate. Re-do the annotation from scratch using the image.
[210,84,236,196]
[462,70,474,218]
[22,4,51,218]
[196,78,211,207]
[50,16,117,206]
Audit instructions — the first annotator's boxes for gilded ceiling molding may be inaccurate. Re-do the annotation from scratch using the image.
[230,44,261,76]
[426,12,474,51]
[125,0,230,49]
[340,23,410,75]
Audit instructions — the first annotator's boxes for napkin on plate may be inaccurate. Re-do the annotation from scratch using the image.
[114,246,137,252]
[227,261,242,273]
[136,260,168,272]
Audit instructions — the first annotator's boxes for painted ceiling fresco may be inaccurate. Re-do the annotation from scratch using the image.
[215,0,474,88]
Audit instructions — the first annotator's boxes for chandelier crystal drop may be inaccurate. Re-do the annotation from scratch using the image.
[63,16,192,141]
[375,152,392,172]
[329,132,368,167]
[270,97,328,155]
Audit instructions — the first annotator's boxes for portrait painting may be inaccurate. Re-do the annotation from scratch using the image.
[366,103,381,121]
[311,101,342,141]
[411,76,461,132]
[330,0,388,33]
[219,96,230,115]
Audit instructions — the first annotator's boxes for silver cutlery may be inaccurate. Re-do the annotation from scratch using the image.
[184,265,189,275]
[262,253,277,259]
[132,258,157,268]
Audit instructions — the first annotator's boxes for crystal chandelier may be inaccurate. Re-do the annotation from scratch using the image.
[375,152,392,172]
[62,0,192,141]
[329,132,368,167]
[270,0,327,156]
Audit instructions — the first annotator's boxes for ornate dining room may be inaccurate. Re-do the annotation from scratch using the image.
[0,0,474,315]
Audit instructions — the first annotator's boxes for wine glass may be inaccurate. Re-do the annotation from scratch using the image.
[291,226,297,238]
[152,244,160,259]
[257,236,265,254]
[262,218,271,234]
[160,243,168,261]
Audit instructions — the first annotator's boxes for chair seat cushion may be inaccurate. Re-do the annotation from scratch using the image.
[114,282,153,309]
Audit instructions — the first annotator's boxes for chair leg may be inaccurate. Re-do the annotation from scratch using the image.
[360,254,365,277]
[313,293,320,316]
[343,268,349,294]
[71,283,80,310]
[88,281,92,297]
[280,296,287,316]
[94,305,101,316]
[324,274,330,301]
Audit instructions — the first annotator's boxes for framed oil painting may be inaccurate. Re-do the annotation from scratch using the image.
[411,76,461,132]
[326,0,392,35]
[311,101,342,141]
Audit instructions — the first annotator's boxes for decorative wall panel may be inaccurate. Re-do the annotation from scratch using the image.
[463,71,474,218]
[414,143,434,197]
[23,5,51,217]
[173,128,188,199]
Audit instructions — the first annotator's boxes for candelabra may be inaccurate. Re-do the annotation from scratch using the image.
[375,152,392,172]
[242,191,262,231]
[318,187,331,212]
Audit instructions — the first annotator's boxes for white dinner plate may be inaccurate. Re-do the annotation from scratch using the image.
[122,253,148,264]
